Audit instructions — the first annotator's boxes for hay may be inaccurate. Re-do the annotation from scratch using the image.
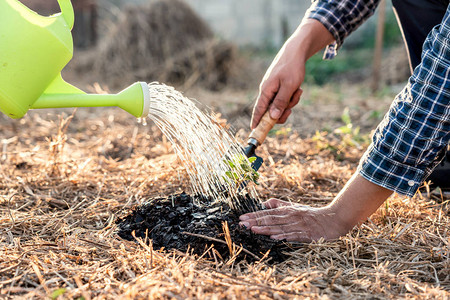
[0,99,449,298]
[81,0,236,90]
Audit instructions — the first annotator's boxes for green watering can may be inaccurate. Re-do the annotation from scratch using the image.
[0,0,150,119]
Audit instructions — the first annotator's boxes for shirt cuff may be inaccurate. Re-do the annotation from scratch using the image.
[305,2,345,60]
[357,144,425,197]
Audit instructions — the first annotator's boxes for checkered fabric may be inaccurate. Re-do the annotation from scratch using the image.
[306,1,450,196]
[307,0,381,59]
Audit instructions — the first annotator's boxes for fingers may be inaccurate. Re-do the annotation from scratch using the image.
[241,212,293,228]
[252,86,303,129]
[277,109,291,124]
[271,232,312,242]
[263,198,292,209]
[251,84,278,130]
[251,222,301,235]
[277,88,302,124]
[242,217,313,242]
[269,84,293,120]
[240,200,294,221]
[287,88,303,109]
[239,209,291,226]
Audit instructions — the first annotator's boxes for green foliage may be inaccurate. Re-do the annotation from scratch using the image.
[312,107,371,161]
[303,7,402,85]
[275,126,292,136]
[357,10,403,49]
[304,49,371,85]
[341,107,352,125]
[369,109,384,121]
[334,107,370,149]
[268,126,292,137]
[51,288,66,300]
[224,154,260,187]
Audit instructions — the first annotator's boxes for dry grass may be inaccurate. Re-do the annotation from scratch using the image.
[0,99,449,299]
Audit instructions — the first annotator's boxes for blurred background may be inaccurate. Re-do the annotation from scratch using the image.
[17,0,410,135]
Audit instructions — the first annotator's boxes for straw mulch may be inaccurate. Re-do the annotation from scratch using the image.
[0,105,449,298]
[76,0,237,91]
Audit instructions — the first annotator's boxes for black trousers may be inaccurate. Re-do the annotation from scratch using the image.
[392,0,450,184]
[392,0,449,72]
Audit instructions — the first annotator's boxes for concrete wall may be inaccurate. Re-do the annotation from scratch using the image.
[109,0,310,47]
[183,0,310,47]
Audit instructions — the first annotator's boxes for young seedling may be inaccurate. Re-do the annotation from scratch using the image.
[223,154,262,213]
[224,154,260,190]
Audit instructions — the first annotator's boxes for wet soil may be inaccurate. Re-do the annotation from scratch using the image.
[116,192,291,262]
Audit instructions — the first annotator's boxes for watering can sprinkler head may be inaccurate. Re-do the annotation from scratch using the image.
[31,80,151,118]
[0,0,150,119]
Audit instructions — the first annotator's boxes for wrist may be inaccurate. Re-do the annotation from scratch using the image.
[286,39,308,64]
[323,203,356,233]
[287,18,335,62]
[326,174,393,231]
[324,201,359,233]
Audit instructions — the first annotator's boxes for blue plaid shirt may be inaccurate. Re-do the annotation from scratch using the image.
[307,1,450,197]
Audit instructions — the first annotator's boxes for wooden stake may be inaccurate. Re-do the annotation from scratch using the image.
[371,0,386,93]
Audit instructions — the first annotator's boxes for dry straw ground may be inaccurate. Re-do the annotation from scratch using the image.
[6,0,448,298]
[0,87,449,298]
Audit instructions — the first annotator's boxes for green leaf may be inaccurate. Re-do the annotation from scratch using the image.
[226,160,235,168]
[248,156,256,163]
[228,171,239,180]
[341,107,351,125]
[240,163,251,172]
[335,124,352,134]
[51,288,66,300]
[223,153,260,188]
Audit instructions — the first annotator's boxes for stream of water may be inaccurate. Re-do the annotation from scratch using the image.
[145,82,259,210]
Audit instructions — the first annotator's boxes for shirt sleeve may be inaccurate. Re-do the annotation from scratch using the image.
[305,0,381,59]
[358,5,450,197]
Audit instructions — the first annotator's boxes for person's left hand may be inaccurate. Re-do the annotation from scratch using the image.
[239,198,348,242]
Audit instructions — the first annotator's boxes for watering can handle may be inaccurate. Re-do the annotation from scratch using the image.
[57,0,75,29]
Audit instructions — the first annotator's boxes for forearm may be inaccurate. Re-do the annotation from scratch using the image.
[307,0,381,49]
[327,173,393,231]
[284,19,335,63]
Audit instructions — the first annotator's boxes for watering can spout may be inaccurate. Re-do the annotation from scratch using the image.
[32,78,151,118]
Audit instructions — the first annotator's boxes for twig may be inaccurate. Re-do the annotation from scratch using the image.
[78,238,110,249]
[6,192,17,228]
[181,231,261,260]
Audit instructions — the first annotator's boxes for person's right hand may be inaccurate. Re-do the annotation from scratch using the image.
[251,39,306,129]
[251,18,336,129]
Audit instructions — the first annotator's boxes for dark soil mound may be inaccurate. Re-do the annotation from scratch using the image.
[116,193,291,262]
[82,0,236,90]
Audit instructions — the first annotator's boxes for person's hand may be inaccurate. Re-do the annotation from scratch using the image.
[250,18,336,129]
[239,174,393,242]
[239,198,349,242]
[251,41,305,129]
